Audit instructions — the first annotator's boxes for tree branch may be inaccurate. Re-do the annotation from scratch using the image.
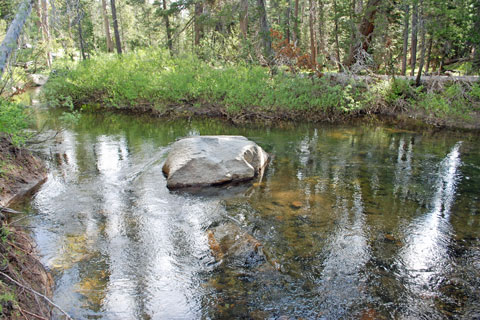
[0,271,74,320]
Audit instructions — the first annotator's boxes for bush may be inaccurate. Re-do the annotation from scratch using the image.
[469,83,480,101]
[385,78,414,103]
[43,49,371,115]
[43,48,479,122]
[0,98,31,146]
[416,83,473,120]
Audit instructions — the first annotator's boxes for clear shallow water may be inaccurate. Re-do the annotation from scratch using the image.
[13,106,480,319]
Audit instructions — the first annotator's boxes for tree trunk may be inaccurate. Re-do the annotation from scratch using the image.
[345,0,382,67]
[118,3,126,52]
[401,2,409,75]
[194,1,204,46]
[41,0,52,67]
[66,0,73,41]
[309,0,316,65]
[0,0,33,78]
[101,0,114,52]
[110,0,122,54]
[436,41,449,75]
[410,0,418,76]
[347,0,357,65]
[239,0,248,39]
[162,0,172,52]
[415,0,426,85]
[301,0,307,44]
[34,0,41,29]
[333,0,341,71]
[356,0,363,13]
[257,0,272,60]
[78,15,87,60]
[285,0,291,43]
[473,0,480,72]
[292,0,299,44]
[317,0,324,53]
[425,35,433,73]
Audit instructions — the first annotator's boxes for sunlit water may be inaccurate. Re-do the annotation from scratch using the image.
[12,102,480,319]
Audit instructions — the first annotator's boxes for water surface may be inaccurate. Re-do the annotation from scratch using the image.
[14,107,480,319]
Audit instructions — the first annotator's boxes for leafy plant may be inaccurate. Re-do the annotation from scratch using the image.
[0,98,31,146]
[42,48,480,122]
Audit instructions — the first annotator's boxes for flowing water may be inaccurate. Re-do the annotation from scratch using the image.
[12,101,480,319]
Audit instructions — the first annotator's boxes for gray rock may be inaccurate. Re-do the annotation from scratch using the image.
[162,136,268,189]
[28,74,48,86]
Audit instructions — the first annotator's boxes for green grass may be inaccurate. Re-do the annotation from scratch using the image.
[0,98,31,146]
[43,50,366,114]
[0,286,16,315]
[43,49,480,124]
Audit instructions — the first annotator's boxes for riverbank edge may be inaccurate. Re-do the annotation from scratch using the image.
[81,100,480,132]
[0,140,53,319]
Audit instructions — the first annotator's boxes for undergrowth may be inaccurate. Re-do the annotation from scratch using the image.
[43,49,480,124]
[0,98,31,147]
[43,50,365,114]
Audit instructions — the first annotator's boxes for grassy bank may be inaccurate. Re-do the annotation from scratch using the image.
[0,97,45,203]
[43,49,480,129]
[0,98,52,318]
[0,98,31,148]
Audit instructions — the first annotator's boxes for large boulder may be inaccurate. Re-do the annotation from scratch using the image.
[162,136,269,189]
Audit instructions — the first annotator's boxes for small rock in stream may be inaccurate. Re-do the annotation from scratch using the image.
[207,223,268,269]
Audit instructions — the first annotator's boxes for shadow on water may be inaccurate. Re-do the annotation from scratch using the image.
[11,101,480,319]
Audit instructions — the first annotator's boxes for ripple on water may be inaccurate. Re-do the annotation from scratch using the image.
[12,110,480,319]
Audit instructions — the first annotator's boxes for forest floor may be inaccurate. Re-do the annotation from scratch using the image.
[0,138,54,319]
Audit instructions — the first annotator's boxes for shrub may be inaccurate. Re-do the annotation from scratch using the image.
[0,98,31,146]
[385,78,414,103]
[43,48,479,122]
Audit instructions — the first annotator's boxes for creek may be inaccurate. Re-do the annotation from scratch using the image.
[12,97,480,319]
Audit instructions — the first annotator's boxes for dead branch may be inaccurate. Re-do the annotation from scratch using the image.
[0,206,24,215]
[0,271,74,320]
[19,308,49,320]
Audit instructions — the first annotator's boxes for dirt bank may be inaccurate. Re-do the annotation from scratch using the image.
[0,137,47,207]
[0,138,55,319]
[90,101,480,132]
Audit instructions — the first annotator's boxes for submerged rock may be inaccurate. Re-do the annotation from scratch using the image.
[162,136,269,189]
[207,223,266,269]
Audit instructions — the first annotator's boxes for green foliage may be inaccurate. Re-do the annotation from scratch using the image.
[43,49,370,115]
[43,48,480,123]
[469,83,480,100]
[0,160,15,178]
[385,78,414,103]
[416,83,474,120]
[59,110,81,126]
[0,98,31,146]
[0,287,16,314]
[0,225,11,244]
[417,92,450,115]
